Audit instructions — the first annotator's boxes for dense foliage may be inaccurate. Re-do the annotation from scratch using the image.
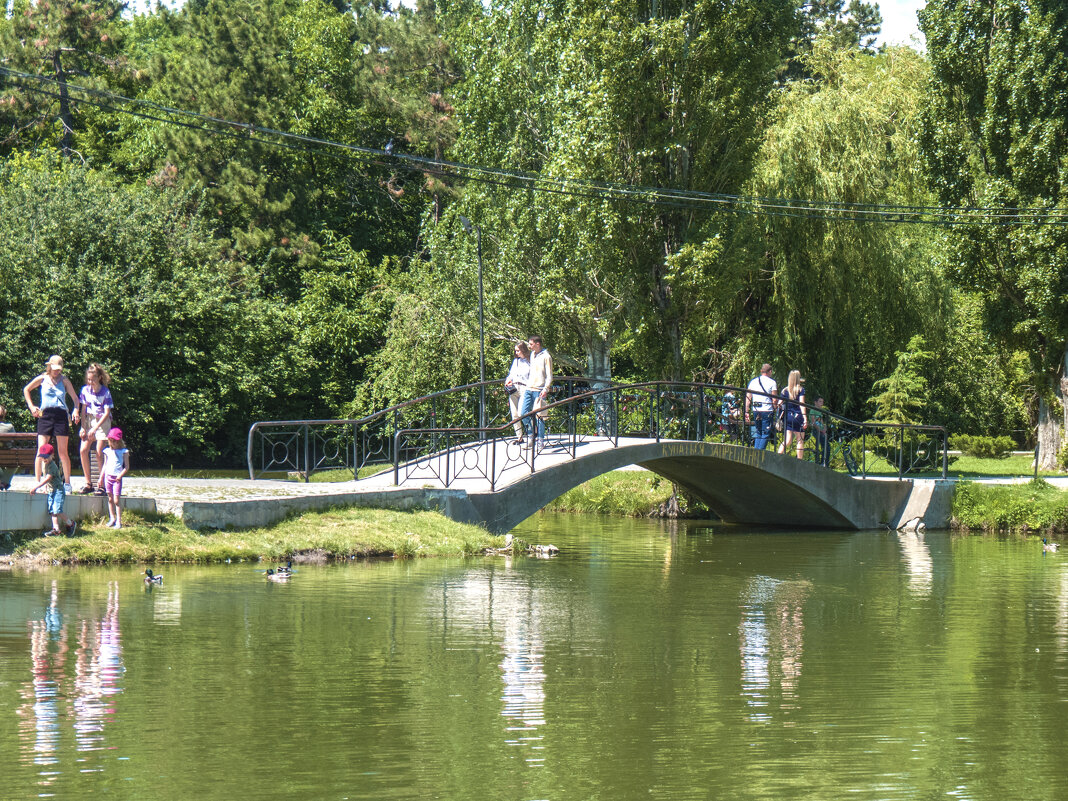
[0,0,1061,467]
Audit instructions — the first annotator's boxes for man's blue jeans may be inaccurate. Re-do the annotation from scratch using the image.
[521,389,544,440]
[751,411,773,450]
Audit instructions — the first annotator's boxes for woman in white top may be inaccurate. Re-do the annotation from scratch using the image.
[504,342,531,443]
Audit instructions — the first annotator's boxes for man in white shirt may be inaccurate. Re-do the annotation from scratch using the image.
[744,363,778,450]
[521,335,553,449]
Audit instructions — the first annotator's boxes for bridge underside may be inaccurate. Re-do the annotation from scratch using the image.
[444,440,944,534]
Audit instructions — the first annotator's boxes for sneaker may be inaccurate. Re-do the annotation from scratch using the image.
[42,529,55,538]
[66,521,77,537]
[63,483,72,494]
[107,518,116,527]
[111,522,122,529]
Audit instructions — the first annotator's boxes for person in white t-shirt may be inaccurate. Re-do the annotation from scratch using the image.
[744,363,779,450]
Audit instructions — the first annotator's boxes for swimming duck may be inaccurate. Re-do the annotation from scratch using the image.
[277,560,294,575]
[144,568,163,585]
[1043,538,1059,553]
[266,568,290,582]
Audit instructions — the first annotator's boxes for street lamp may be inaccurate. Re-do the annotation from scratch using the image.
[458,215,485,435]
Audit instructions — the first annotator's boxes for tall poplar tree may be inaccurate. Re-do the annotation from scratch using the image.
[919,0,1068,467]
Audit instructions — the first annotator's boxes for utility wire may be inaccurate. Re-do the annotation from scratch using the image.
[3,65,1067,226]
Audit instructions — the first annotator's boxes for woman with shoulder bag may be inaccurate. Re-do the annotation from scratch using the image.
[504,342,531,444]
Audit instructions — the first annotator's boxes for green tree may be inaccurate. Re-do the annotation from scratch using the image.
[0,0,128,159]
[0,153,295,463]
[688,44,945,412]
[868,335,932,424]
[371,0,798,407]
[919,0,1068,468]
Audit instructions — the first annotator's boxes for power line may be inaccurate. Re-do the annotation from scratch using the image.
[3,65,1067,226]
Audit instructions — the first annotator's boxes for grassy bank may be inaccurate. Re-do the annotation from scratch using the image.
[952,480,1068,534]
[545,471,680,516]
[4,507,502,565]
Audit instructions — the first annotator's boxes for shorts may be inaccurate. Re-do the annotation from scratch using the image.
[104,474,123,497]
[37,407,71,438]
[47,487,65,516]
[82,414,109,442]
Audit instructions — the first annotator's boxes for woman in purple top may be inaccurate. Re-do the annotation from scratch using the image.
[77,362,115,494]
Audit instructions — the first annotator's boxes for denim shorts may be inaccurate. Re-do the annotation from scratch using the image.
[47,487,65,516]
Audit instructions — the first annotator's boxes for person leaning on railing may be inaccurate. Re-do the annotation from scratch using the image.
[504,341,531,444]
[744,363,778,450]
[522,335,553,450]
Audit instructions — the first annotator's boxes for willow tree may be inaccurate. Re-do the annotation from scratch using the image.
[370,0,797,404]
[684,44,946,410]
[919,0,1068,468]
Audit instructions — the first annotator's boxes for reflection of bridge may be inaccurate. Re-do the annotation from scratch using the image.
[248,380,951,533]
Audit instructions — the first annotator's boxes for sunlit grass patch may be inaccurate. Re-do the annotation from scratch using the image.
[13,507,500,565]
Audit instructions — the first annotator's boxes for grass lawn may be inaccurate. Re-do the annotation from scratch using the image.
[4,506,502,565]
[952,479,1068,533]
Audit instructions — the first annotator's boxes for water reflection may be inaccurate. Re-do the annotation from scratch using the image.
[15,580,125,792]
[739,576,809,721]
[897,531,933,597]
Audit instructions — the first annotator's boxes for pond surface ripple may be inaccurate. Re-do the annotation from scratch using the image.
[2,516,1067,800]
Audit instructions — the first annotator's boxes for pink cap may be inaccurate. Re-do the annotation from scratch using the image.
[107,427,123,440]
[37,443,54,457]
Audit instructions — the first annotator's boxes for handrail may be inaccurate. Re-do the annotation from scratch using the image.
[248,379,948,482]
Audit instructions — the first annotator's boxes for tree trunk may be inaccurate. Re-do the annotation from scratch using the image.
[585,332,613,436]
[1036,341,1067,470]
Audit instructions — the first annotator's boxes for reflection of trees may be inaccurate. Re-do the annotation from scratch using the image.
[16,580,124,789]
[739,576,810,720]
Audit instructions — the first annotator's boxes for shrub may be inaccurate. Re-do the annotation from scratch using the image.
[949,434,1016,459]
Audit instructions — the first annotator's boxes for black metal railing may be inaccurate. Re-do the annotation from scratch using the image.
[248,380,948,484]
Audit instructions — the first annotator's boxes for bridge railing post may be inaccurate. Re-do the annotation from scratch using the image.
[698,386,705,442]
[353,422,359,481]
[613,389,619,447]
[444,433,451,488]
[897,426,903,480]
[862,428,867,478]
[654,386,660,443]
[392,430,400,486]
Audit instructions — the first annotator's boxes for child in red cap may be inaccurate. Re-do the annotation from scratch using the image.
[100,427,130,528]
[29,443,77,537]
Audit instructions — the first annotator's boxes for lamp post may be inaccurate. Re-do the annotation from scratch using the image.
[458,215,485,435]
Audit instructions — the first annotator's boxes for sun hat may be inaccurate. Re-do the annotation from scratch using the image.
[45,355,64,370]
[107,427,123,440]
[38,443,54,457]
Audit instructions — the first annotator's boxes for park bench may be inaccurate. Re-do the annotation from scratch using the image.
[0,432,39,472]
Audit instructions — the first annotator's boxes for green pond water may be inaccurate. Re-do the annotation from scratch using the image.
[2,515,1067,800]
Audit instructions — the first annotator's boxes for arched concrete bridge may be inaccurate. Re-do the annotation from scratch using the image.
[249,380,951,534]
[355,437,951,534]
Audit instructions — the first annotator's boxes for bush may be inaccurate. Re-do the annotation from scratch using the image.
[949,434,1016,459]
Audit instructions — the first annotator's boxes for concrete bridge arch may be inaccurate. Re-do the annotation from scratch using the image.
[451,440,949,534]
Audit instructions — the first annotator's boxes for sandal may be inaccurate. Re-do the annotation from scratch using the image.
[79,485,94,495]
